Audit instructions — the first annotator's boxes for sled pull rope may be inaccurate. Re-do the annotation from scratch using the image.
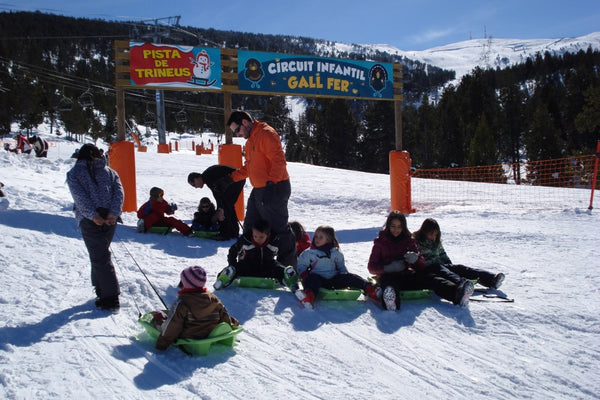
[110,246,144,317]
[113,233,169,311]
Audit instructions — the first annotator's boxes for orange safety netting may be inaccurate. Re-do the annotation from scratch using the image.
[412,155,598,189]
[411,154,599,210]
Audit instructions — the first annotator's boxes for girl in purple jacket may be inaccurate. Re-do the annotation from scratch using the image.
[367,211,474,311]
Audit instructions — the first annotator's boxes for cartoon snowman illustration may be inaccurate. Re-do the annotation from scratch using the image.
[189,50,216,86]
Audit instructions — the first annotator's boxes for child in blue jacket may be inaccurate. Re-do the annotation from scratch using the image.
[295,225,381,309]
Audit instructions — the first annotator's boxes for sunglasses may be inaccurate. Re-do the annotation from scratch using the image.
[233,124,242,135]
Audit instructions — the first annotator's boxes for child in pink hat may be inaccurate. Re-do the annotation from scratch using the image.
[155,266,239,350]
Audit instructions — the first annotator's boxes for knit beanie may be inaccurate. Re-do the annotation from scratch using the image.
[180,266,207,289]
[149,186,163,200]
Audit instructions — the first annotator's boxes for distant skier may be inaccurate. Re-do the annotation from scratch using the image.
[29,135,49,157]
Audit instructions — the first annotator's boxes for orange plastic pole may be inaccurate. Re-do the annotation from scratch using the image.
[174,141,179,151]
[195,145,203,155]
[389,150,415,214]
[157,143,169,153]
[107,141,137,212]
[218,144,244,221]
[589,140,600,210]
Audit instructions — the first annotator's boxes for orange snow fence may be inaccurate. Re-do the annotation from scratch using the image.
[411,151,599,211]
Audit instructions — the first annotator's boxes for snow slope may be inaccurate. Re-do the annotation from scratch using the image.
[368,31,600,82]
[0,131,599,399]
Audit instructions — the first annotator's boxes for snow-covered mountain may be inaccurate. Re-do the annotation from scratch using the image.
[327,32,600,83]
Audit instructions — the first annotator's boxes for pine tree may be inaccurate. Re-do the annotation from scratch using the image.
[357,101,394,172]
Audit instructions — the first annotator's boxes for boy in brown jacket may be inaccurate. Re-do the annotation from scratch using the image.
[155,266,239,350]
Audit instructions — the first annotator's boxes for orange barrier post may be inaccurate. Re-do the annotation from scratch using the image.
[174,141,179,151]
[219,144,244,221]
[196,144,203,155]
[389,150,415,214]
[130,130,147,152]
[157,143,170,153]
[107,141,137,212]
[192,141,195,150]
[589,140,600,210]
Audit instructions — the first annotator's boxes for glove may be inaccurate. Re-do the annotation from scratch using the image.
[152,310,167,329]
[168,203,178,213]
[404,251,419,264]
[383,260,406,273]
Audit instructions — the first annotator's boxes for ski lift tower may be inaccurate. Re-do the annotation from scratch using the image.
[133,16,181,148]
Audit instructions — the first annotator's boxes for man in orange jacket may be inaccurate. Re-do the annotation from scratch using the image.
[227,110,296,267]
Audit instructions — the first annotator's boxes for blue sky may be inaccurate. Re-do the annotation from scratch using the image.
[3,0,600,50]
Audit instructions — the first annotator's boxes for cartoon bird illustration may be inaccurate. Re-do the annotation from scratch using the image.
[244,58,264,88]
[369,64,387,97]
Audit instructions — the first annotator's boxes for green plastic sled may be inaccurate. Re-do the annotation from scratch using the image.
[147,226,173,235]
[138,312,243,356]
[397,289,432,300]
[317,287,363,300]
[192,230,220,239]
[367,276,432,300]
[233,276,278,289]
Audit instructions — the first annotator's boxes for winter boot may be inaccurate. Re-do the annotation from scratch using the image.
[382,285,400,311]
[295,289,315,309]
[282,265,299,291]
[455,279,475,307]
[364,284,382,302]
[95,295,120,312]
[213,266,236,290]
[491,273,505,289]
[136,219,145,233]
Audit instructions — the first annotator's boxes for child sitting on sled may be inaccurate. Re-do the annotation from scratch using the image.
[294,225,381,309]
[290,220,311,256]
[136,187,192,235]
[413,218,505,289]
[214,219,297,290]
[368,211,476,311]
[191,197,224,232]
[154,265,239,350]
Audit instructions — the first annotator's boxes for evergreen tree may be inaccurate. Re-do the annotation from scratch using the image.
[357,100,394,172]
[312,98,359,169]
[467,115,498,166]
[524,102,563,161]
[497,79,525,164]
[574,84,600,152]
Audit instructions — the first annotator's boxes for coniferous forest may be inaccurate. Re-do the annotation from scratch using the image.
[1,11,599,172]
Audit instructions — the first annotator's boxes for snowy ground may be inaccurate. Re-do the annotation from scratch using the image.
[0,131,599,399]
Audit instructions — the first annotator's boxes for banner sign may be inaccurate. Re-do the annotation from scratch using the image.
[129,42,221,89]
[237,50,394,98]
